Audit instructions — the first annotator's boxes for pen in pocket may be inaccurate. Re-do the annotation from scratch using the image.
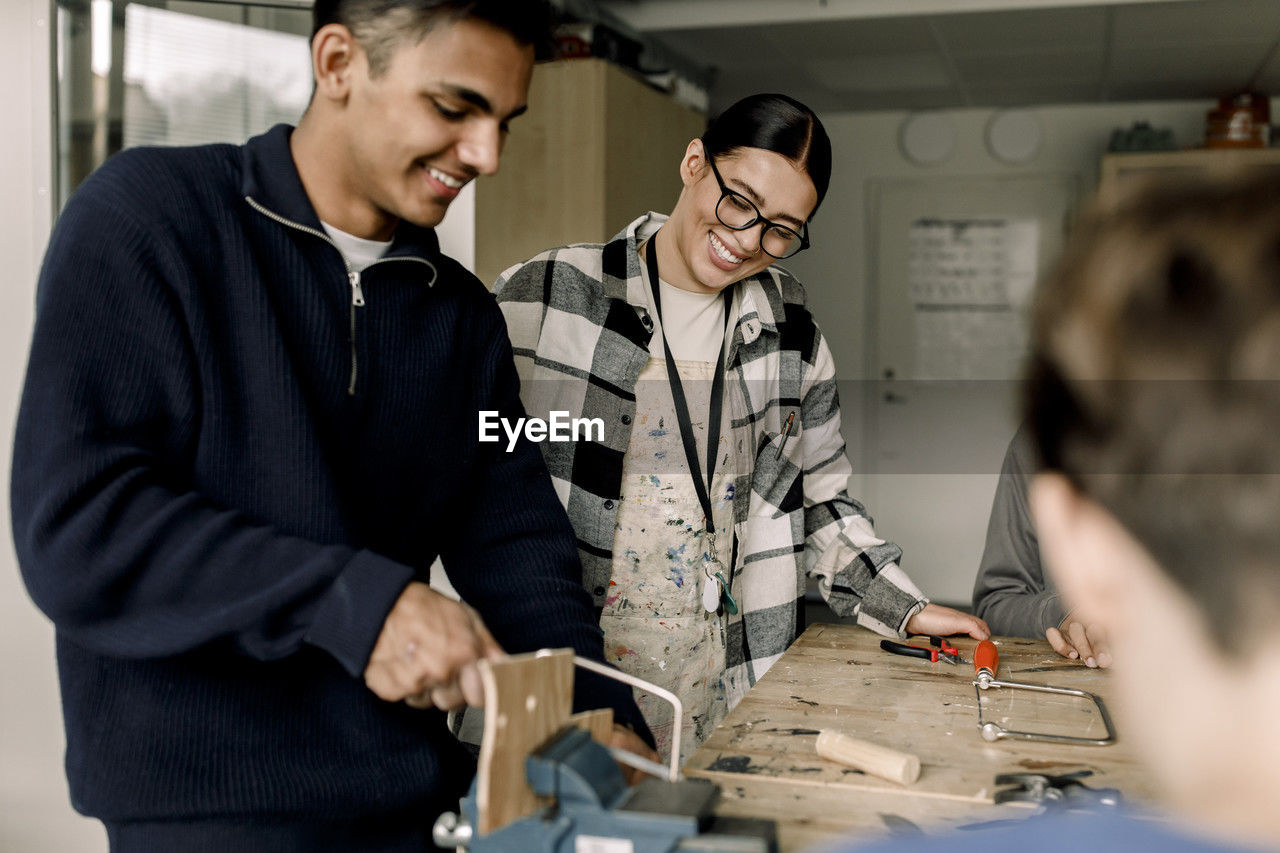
[776,410,796,459]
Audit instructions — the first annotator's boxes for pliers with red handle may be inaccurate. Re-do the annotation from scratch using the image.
[922,635,969,664]
[880,636,965,665]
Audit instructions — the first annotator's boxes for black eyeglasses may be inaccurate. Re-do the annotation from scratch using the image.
[707,156,811,260]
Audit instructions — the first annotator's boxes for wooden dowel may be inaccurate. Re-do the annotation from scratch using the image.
[815,730,921,786]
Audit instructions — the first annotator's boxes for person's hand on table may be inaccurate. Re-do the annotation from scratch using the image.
[364,581,506,711]
[605,723,661,786]
[905,603,990,640]
[1046,613,1111,668]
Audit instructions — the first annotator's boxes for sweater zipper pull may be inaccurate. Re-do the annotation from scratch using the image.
[348,270,364,396]
[349,270,366,307]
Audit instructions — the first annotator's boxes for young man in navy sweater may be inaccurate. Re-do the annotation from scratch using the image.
[11,1,653,848]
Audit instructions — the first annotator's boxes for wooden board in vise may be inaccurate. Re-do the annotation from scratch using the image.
[474,648,577,836]
[568,707,615,743]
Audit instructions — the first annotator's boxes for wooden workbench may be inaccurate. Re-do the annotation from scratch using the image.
[685,623,1152,851]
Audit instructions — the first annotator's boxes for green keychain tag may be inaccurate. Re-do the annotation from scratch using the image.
[715,571,739,615]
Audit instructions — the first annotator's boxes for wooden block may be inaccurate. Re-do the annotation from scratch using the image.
[474,648,575,835]
[569,707,614,745]
[815,730,921,786]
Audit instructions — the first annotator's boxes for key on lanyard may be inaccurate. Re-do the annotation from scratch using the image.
[701,530,739,614]
[702,529,721,612]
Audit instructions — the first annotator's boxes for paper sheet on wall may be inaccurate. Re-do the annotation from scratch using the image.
[909,217,1038,380]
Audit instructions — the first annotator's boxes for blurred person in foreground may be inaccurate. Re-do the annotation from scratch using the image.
[844,172,1280,851]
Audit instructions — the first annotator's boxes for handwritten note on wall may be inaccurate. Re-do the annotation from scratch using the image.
[908,218,1038,380]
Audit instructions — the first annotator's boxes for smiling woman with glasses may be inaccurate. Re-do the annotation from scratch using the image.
[493,93,989,764]
[707,156,810,259]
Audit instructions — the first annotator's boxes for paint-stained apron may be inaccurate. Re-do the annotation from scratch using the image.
[600,358,736,766]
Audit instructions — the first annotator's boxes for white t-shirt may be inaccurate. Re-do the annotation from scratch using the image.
[639,250,734,362]
[648,280,729,362]
[321,221,393,273]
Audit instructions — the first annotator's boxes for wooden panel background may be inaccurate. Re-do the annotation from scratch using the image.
[603,64,705,240]
[475,60,606,287]
[475,58,704,287]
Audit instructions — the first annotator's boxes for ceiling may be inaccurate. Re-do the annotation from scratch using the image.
[596,0,1280,112]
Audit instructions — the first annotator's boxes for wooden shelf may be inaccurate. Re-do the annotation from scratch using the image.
[1098,147,1280,206]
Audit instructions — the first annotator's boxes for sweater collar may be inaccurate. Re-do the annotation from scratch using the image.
[240,124,441,261]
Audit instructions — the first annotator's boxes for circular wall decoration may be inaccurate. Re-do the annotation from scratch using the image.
[899,112,956,166]
[986,109,1043,164]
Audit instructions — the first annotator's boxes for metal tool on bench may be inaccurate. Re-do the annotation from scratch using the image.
[992,770,1122,810]
[960,771,1123,831]
[432,650,777,853]
[880,636,963,665]
[972,640,1117,746]
[924,635,969,664]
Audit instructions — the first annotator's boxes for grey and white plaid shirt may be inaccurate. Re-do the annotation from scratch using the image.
[494,213,927,697]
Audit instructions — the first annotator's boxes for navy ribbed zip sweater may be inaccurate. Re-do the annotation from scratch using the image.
[11,124,647,822]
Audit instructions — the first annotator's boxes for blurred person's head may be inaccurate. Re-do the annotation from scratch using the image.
[1026,172,1280,844]
[659,94,831,294]
[297,1,553,237]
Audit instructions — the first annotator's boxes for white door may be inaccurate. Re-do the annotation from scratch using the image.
[862,175,1078,605]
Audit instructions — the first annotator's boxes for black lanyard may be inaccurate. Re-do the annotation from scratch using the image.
[644,231,731,542]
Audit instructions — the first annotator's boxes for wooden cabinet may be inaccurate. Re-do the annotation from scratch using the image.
[474,58,706,286]
[1098,148,1280,207]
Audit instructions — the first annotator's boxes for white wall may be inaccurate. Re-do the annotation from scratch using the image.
[787,101,1217,381]
[784,101,1217,603]
[1,1,107,850]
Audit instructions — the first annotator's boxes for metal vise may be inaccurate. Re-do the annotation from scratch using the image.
[433,726,776,853]
[992,771,1122,810]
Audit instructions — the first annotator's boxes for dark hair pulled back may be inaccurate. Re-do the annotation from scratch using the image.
[701,94,832,216]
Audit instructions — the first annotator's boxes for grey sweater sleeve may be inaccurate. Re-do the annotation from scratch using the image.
[972,425,1066,637]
